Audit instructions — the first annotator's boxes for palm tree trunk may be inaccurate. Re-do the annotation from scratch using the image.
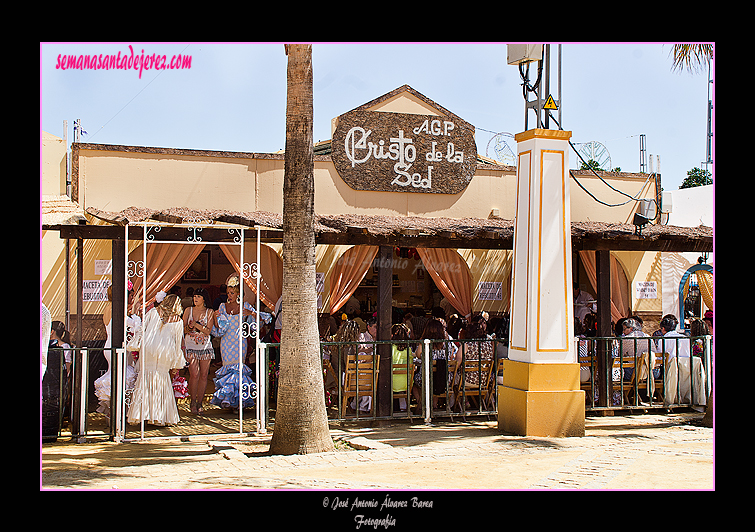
[269,44,334,455]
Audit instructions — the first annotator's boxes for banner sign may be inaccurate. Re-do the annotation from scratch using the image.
[635,281,657,299]
[331,109,477,194]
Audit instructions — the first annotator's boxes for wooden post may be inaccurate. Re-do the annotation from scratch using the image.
[71,237,84,436]
[595,249,612,408]
[375,245,393,420]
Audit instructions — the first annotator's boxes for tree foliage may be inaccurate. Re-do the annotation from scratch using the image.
[680,167,712,189]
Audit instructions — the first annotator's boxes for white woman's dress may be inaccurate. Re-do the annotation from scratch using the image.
[94,319,138,416]
[127,308,186,426]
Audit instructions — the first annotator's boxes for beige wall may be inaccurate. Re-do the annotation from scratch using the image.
[41,131,67,195]
[74,145,655,224]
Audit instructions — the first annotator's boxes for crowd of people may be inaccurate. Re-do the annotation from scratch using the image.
[575,287,713,407]
[43,274,273,430]
[319,306,507,415]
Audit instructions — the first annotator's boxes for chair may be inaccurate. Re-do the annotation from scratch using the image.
[391,356,415,418]
[456,354,495,412]
[431,359,458,411]
[578,340,596,404]
[647,352,667,403]
[342,353,379,416]
[612,356,640,405]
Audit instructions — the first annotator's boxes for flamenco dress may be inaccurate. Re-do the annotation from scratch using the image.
[94,320,138,416]
[127,308,186,426]
[210,302,259,409]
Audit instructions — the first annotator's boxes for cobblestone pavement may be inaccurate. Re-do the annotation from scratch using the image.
[41,413,713,491]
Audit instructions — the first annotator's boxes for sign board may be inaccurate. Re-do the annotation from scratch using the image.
[635,281,657,299]
[331,109,477,194]
[478,281,503,301]
[83,279,111,302]
[95,260,112,275]
[544,94,558,110]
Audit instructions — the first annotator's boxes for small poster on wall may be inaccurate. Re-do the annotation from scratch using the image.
[635,281,657,299]
[478,281,502,301]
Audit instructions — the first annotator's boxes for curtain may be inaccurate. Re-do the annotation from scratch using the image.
[578,251,627,323]
[417,248,473,318]
[128,243,206,313]
[219,243,283,311]
[696,270,714,311]
[683,269,714,313]
[328,245,379,314]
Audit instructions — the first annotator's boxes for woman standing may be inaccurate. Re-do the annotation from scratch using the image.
[183,287,214,415]
[210,275,263,411]
[50,321,74,376]
[127,294,186,426]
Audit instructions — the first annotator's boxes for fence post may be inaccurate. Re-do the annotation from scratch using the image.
[257,342,268,435]
[423,339,431,424]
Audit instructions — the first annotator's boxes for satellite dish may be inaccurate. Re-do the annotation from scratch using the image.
[485,132,516,166]
[575,141,612,171]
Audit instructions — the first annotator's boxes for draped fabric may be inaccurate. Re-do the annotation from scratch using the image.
[417,248,473,318]
[664,356,707,406]
[329,245,379,314]
[578,251,628,323]
[683,269,714,313]
[219,243,283,310]
[129,243,206,314]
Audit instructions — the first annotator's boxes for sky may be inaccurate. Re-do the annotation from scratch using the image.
[40,42,714,192]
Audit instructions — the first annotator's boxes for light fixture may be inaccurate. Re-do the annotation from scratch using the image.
[633,212,650,236]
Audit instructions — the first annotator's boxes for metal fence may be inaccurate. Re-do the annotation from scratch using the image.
[578,334,712,410]
[283,336,502,425]
[43,334,712,442]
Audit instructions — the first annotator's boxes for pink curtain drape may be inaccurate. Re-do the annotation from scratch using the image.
[578,250,629,323]
[416,248,472,318]
[329,245,379,314]
[129,243,206,313]
[219,243,283,311]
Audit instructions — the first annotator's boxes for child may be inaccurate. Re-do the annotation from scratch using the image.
[391,323,412,411]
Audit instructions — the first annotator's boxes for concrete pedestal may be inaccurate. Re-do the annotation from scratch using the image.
[498,359,585,437]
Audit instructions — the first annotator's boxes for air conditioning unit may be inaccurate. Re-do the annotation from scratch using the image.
[662,191,673,214]
[507,44,543,65]
[639,198,657,220]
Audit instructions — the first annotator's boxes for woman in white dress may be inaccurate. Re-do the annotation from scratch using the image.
[127,294,186,426]
[94,285,138,418]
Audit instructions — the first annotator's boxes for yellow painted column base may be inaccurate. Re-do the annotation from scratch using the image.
[498,359,585,437]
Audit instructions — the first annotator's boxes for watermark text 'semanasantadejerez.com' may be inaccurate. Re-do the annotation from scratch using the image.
[55,45,192,79]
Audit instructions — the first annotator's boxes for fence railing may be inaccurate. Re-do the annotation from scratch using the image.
[577,334,712,410]
[43,345,120,442]
[43,333,712,442]
[264,337,502,425]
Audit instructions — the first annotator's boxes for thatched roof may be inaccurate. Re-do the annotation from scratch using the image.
[41,195,86,226]
[75,206,712,253]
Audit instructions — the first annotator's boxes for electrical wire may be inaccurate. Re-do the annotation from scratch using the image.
[547,111,659,213]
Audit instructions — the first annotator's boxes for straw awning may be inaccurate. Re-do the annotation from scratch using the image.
[47,206,712,253]
[41,195,86,226]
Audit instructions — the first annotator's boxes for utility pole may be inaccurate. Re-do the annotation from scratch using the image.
[508,44,562,131]
[702,58,713,171]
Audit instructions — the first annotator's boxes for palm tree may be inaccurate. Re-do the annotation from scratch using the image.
[269,44,334,455]
[670,44,713,73]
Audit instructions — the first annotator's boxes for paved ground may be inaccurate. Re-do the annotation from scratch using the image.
[41,412,713,493]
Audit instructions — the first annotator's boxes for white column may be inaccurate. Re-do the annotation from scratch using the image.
[509,128,575,364]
